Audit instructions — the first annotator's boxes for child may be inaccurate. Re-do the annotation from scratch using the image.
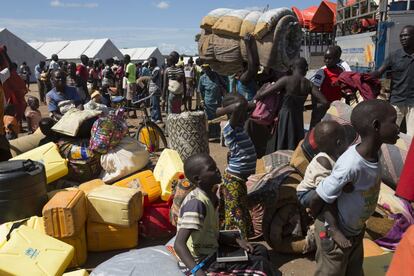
[25,96,42,134]
[296,121,351,248]
[255,57,328,151]
[38,118,59,146]
[174,153,277,276]
[83,90,109,114]
[3,104,19,140]
[309,99,400,275]
[216,94,256,238]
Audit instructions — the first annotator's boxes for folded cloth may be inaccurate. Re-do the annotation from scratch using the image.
[335,71,381,101]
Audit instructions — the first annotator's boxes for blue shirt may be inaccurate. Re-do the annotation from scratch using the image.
[141,67,151,77]
[223,122,257,177]
[46,86,81,112]
[316,145,381,236]
[237,80,256,101]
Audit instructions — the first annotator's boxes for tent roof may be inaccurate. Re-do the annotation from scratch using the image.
[28,38,120,60]
[119,47,159,61]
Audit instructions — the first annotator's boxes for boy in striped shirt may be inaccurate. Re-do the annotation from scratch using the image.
[216,94,257,238]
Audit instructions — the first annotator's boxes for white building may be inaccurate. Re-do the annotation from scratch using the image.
[119,47,164,66]
[0,28,46,82]
[29,38,123,63]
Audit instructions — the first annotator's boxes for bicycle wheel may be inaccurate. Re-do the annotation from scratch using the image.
[136,122,168,153]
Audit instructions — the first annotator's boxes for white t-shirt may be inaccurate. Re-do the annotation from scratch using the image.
[297,152,335,192]
[316,145,381,236]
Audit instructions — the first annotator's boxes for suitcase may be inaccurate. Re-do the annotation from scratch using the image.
[63,269,89,276]
[87,221,138,252]
[60,227,87,268]
[43,190,87,238]
[78,179,105,195]
[153,149,184,201]
[11,142,68,184]
[87,185,143,226]
[0,225,74,276]
[113,170,161,204]
[0,216,45,247]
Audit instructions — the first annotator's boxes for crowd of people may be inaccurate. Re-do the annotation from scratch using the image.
[0,24,413,276]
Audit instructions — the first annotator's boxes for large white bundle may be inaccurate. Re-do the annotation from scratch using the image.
[200,8,232,30]
[240,11,262,37]
[100,137,149,183]
[254,8,295,39]
[212,9,251,37]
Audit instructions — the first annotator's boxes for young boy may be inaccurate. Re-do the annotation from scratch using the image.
[174,153,277,276]
[3,104,19,140]
[25,96,42,134]
[310,46,350,128]
[296,121,351,248]
[216,94,256,239]
[38,118,59,146]
[309,99,400,276]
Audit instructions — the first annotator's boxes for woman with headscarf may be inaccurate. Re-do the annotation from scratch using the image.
[0,45,27,125]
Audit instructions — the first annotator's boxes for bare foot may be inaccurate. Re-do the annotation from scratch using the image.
[329,227,352,248]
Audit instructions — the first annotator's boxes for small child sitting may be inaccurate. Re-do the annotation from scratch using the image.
[83,90,109,114]
[3,104,19,140]
[296,121,351,248]
[174,153,277,276]
[309,99,400,275]
[216,94,257,239]
[38,118,59,146]
[25,96,42,134]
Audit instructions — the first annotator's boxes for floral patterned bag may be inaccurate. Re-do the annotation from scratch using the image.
[89,109,128,154]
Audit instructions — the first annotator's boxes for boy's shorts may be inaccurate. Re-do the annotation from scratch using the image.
[297,189,317,208]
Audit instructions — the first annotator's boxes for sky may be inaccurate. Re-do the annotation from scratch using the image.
[1,0,321,55]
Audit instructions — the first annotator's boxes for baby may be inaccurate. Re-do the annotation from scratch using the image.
[296,121,352,248]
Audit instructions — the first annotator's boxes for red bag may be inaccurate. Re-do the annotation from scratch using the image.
[139,197,176,239]
[250,83,282,126]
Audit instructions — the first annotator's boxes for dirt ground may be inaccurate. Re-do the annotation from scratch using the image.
[24,83,316,275]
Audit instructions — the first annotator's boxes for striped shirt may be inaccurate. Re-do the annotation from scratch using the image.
[166,66,184,81]
[223,122,257,177]
[177,188,219,259]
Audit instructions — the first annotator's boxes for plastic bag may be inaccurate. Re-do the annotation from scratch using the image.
[100,137,149,183]
[91,246,182,276]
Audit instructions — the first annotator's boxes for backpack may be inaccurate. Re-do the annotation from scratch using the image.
[250,82,282,126]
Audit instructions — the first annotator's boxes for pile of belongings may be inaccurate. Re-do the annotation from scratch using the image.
[198,7,303,75]
[0,146,192,274]
[246,101,413,255]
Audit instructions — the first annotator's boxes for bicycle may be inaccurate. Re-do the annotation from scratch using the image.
[111,92,168,153]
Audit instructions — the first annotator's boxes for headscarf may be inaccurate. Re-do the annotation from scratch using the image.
[0,45,27,121]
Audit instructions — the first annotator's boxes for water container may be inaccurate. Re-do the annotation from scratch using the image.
[0,160,48,224]
[87,221,138,252]
[87,185,143,226]
[0,225,74,275]
[153,149,184,201]
[60,227,88,268]
[113,170,161,204]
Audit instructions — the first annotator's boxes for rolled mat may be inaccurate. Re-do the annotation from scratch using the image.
[167,111,209,162]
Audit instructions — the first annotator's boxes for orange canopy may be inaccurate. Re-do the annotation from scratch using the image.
[293,1,337,33]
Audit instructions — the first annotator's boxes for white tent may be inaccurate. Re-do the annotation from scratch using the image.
[29,38,123,63]
[119,47,164,66]
[0,28,46,82]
